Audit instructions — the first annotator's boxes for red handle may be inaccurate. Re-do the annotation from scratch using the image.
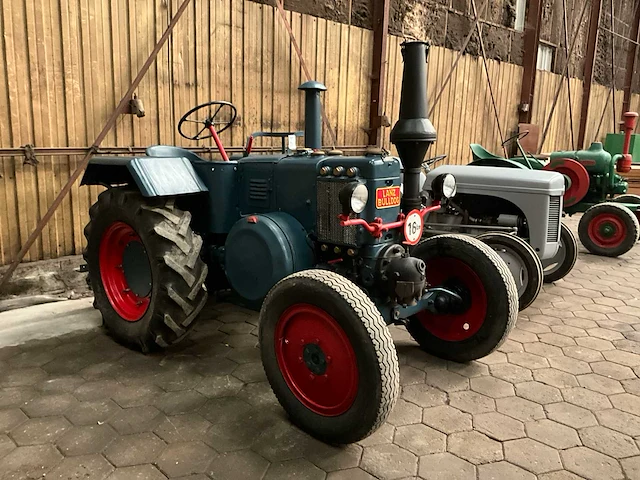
[339,202,441,238]
[208,125,230,162]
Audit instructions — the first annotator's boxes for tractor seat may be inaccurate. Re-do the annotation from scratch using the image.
[146,145,205,163]
[470,144,506,161]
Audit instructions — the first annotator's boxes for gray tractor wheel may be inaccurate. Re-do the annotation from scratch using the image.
[542,222,578,283]
[84,188,208,352]
[476,232,543,311]
[578,202,640,257]
[259,269,399,444]
[407,234,519,363]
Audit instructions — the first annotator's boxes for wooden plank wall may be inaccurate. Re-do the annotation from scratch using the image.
[0,0,373,266]
[1,1,640,266]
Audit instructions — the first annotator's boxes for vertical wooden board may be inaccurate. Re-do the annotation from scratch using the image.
[315,17,329,147]
[271,3,290,137]
[262,5,274,138]
[229,0,244,147]
[243,2,261,140]
[344,28,361,146]
[335,23,350,146]
[358,29,372,147]
[289,12,304,136]
[155,0,172,145]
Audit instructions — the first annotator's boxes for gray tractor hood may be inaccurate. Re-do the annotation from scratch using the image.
[423,165,565,197]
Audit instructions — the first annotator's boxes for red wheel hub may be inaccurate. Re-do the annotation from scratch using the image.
[275,304,358,416]
[415,257,487,342]
[544,158,590,207]
[587,213,627,248]
[99,222,151,321]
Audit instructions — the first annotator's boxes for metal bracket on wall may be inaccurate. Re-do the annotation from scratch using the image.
[21,144,38,166]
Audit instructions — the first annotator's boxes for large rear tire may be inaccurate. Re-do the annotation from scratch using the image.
[259,269,399,444]
[543,223,578,283]
[84,188,208,352]
[578,202,639,257]
[407,234,519,363]
[476,232,543,311]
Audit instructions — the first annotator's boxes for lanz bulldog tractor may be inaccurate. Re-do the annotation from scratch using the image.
[80,41,518,444]
[469,112,640,257]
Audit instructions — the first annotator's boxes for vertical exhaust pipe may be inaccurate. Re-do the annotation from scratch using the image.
[299,81,327,150]
[390,41,437,213]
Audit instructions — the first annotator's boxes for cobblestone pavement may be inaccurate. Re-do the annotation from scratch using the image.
[2,219,640,480]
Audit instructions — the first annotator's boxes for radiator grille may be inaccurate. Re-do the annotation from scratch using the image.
[547,196,561,242]
[317,178,358,246]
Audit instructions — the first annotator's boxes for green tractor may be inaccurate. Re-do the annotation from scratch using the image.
[469,112,640,257]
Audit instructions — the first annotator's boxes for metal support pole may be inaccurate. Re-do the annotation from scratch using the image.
[610,0,617,132]
[578,0,604,148]
[470,0,506,157]
[368,0,390,146]
[0,0,193,291]
[562,0,576,149]
[539,0,591,151]
[622,3,640,116]
[519,0,544,124]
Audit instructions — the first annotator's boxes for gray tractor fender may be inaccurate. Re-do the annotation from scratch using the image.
[81,155,208,197]
[423,165,565,261]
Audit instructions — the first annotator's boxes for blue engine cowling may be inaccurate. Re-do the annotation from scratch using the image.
[223,212,314,301]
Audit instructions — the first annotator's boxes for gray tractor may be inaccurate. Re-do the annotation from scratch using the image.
[419,162,577,311]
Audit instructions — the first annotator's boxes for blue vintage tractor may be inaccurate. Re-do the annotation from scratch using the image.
[469,113,640,257]
[81,41,518,444]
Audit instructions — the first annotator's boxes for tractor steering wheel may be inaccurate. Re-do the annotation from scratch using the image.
[423,154,448,168]
[501,130,529,148]
[177,101,238,141]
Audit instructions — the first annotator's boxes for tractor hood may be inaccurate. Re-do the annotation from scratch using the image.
[423,165,565,197]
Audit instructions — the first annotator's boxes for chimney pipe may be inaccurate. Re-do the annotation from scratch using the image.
[299,81,327,150]
[390,41,437,213]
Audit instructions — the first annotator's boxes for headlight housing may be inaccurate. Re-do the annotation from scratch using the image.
[339,182,369,214]
[431,173,457,200]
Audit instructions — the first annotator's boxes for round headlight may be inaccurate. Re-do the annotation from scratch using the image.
[339,182,369,214]
[442,174,457,198]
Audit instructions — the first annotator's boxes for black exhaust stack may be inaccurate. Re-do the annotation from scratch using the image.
[390,41,437,213]
[299,81,327,150]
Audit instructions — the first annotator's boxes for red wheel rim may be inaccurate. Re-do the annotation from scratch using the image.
[587,213,627,248]
[275,304,358,416]
[99,222,151,321]
[544,158,590,207]
[415,257,487,342]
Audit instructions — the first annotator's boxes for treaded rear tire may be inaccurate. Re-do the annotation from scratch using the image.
[259,269,399,444]
[84,188,208,352]
[578,202,639,257]
[543,222,578,283]
[477,232,543,311]
[407,234,519,362]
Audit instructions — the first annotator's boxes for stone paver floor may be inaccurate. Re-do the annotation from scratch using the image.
[2,218,640,479]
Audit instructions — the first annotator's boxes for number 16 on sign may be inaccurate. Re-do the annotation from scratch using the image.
[403,210,423,246]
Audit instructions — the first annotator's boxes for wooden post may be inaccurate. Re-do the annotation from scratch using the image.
[578,0,604,148]
[367,0,390,146]
[519,0,544,124]
[622,3,640,116]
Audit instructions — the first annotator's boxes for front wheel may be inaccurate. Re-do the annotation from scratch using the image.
[407,234,519,363]
[84,189,208,352]
[259,269,399,444]
[542,223,578,283]
[578,203,639,257]
[476,232,543,311]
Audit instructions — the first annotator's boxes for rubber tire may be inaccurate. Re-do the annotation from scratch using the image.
[613,194,640,204]
[578,202,640,257]
[407,234,519,363]
[543,223,578,283]
[84,188,208,352]
[476,232,543,311]
[259,269,399,444]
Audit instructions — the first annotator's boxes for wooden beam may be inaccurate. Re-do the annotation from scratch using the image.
[367,0,390,146]
[577,0,603,148]
[518,0,544,124]
[622,2,640,116]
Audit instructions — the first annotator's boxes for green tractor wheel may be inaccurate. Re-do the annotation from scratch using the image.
[578,203,640,257]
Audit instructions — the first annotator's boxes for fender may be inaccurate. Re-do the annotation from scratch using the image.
[81,156,208,197]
